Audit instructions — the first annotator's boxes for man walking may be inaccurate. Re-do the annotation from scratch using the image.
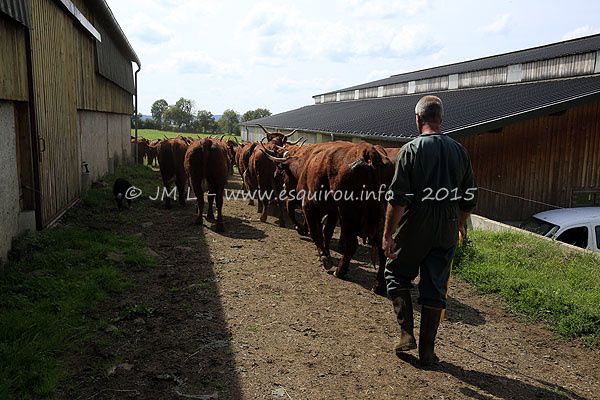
[382,95,477,367]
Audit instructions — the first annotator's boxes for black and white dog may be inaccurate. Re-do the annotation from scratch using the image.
[113,178,133,210]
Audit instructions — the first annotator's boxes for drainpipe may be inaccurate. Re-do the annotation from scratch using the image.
[134,63,141,163]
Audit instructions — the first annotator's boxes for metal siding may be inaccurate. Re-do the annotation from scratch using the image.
[0,0,31,26]
[522,52,596,81]
[0,14,28,101]
[458,67,507,88]
[382,82,408,97]
[415,76,449,93]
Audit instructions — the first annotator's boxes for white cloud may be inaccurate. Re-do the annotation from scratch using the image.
[481,13,511,34]
[241,3,440,64]
[146,51,240,78]
[128,14,173,45]
[346,0,429,18]
[561,25,600,40]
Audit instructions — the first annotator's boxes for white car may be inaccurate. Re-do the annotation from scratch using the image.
[520,207,600,253]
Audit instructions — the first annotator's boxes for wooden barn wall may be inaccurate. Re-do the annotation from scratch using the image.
[460,101,600,222]
[73,26,134,114]
[25,0,134,225]
[0,15,28,101]
[71,0,133,114]
[29,0,81,225]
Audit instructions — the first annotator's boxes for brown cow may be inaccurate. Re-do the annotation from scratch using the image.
[184,138,229,232]
[297,141,387,292]
[135,138,149,164]
[260,139,315,235]
[157,137,189,209]
[236,141,259,206]
[244,126,301,220]
[146,139,161,166]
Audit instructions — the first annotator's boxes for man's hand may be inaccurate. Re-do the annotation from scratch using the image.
[383,234,397,260]
[382,203,405,260]
[458,211,470,242]
[458,223,467,242]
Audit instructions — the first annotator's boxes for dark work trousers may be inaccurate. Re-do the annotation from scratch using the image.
[385,203,459,309]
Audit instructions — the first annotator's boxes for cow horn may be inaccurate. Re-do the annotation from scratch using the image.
[283,129,298,138]
[298,137,308,146]
[256,124,274,136]
[164,135,168,139]
[234,136,240,144]
[220,134,226,141]
[286,136,304,146]
[259,148,288,163]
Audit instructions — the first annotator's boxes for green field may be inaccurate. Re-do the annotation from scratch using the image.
[131,129,240,141]
[454,230,600,344]
[0,165,156,399]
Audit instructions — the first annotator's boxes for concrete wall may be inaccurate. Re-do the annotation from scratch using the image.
[0,101,20,263]
[79,111,132,189]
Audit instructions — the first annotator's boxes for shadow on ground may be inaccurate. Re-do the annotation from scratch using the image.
[61,181,244,399]
[395,354,587,400]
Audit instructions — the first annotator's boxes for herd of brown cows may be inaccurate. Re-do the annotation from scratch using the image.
[133,129,400,294]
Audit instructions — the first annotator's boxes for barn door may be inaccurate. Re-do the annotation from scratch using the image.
[29,0,81,226]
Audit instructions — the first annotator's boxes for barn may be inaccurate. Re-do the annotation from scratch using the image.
[0,0,139,261]
[241,34,600,224]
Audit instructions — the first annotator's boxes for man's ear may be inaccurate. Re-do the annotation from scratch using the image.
[415,114,422,132]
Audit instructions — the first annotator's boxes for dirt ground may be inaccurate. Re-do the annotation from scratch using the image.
[62,172,600,400]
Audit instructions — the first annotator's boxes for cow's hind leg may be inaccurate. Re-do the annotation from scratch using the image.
[259,200,268,222]
[190,178,204,226]
[176,174,187,207]
[276,199,286,227]
[215,186,225,232]
[304,203,331,270]
[206,191,216,221]
[334,212,358,279]
[163,182,172,209]
[373,245,387,296]
[323,211,338,256]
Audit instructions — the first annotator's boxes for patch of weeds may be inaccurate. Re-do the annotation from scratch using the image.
[0,164,158,399]
[0,226,153,398]
[114,304,156,323]
[454,230,600,344]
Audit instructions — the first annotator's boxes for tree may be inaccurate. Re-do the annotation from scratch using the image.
[196,110,216,133]
[150,99,169,129]
[131,113,143,129]
[241,108,272,122]
[164,98,195,131]
[218,109,240,134]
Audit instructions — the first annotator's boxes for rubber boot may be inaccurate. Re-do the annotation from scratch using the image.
[419,306,443,367]
[392,290,417,354]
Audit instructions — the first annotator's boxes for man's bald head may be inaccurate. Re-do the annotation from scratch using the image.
[415,95,443,124]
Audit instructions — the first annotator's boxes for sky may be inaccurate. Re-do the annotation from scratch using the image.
[106,0,600,116]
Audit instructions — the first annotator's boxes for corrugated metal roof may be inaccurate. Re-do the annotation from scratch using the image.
[0,0,31,26]
[244,75,600,141]
[316,34,600,96]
